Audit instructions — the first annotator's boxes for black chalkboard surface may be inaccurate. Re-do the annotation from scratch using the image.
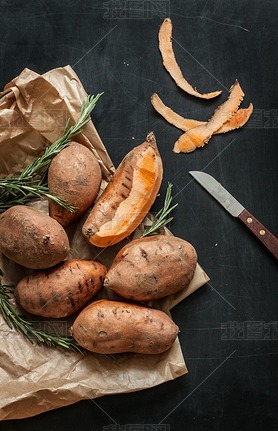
[1,0,277,430]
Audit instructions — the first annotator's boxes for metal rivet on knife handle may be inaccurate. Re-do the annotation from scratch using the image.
[238,209,278,260]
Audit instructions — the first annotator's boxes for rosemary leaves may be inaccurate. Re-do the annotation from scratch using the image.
[0,269,82,353]
[0,94,102,214]
[142,182,178,237]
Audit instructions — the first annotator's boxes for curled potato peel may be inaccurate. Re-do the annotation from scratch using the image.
[151,93,253,135]
[159,18,222,99]
[173,80,245,153]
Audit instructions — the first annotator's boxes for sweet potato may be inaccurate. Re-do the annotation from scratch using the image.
[71,299,179,354]
[0,205,69,269]
[104,235,197,301]
[82,132,163,247]
[15,259,107,318]
[48,142,102,227]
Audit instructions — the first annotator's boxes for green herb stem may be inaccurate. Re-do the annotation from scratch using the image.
[142,182,178,237]
[0,94,103,213]
[0,273,83,353]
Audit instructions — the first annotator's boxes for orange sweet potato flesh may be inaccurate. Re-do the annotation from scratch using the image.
[159,18,221,99]
[151,93,253,134]
[71,299,179,354]
[0,206,70,269]
[104,235,197,301]
[82,132,163,248]
[48,142,102,227]
[15,259,107,318]
[173,80,245,153]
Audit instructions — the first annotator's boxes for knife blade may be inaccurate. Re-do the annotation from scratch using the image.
[189,171,278,260]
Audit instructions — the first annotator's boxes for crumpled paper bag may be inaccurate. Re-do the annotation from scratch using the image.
[0,66,209,420]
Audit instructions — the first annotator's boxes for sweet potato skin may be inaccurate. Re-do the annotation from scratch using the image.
[71,299,179,354]
[0,206,70,269]
[48,142,102,227]
[104,235,197,301]
[15,259,107,318]
[159,18,221,99]
[82,132,163,248]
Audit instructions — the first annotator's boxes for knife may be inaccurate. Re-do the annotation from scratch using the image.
[189,171,278,260]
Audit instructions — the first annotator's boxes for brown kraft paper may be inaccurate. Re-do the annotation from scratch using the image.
[0,65,209,420]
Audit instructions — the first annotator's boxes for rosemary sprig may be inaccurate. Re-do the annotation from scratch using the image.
[0,269,83,353]
[0,178,77,213]
[142,182,178,237]
[0,93,103,213]
[20,94,103,180]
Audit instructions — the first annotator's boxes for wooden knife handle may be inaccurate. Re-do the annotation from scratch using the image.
[238,209,278,260]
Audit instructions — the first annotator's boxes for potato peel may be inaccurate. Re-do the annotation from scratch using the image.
[159,18,222,99]
[151,93,199,130]
[217,103,253,134]
[151,93,253,135]
[173,80,245,153]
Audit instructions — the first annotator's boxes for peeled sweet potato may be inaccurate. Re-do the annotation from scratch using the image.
[104,235,197,301]
[15,259,107,318]
[48,142,102,227]
[82,132,163,247]
[0,205,69,269]
[71,299,179,354]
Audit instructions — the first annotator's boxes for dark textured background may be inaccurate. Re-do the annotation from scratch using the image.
[1,0,277,430]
